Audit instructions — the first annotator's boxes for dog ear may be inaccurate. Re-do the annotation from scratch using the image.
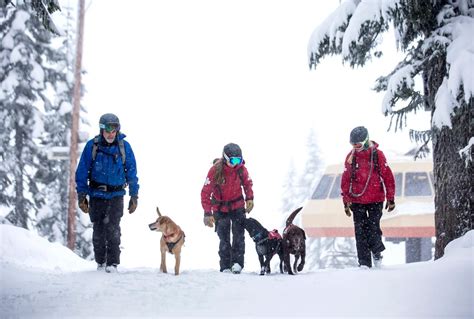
[156,207,162,217]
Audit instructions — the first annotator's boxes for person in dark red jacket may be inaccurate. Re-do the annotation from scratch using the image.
[341,126,396,268]
[201,143,254,274]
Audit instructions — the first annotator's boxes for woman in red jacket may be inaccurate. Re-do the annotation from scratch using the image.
[201,143,254,274]
[341,126,396,268]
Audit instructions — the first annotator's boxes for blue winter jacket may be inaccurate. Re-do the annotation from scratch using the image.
[76,133,139,199]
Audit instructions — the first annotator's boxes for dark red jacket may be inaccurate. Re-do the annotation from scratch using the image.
[341,142,395,205]
[201,161,254,213]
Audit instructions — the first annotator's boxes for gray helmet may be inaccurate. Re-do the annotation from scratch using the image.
[223,143,242,158]
[350,126,368,144]
[99,113,120,132]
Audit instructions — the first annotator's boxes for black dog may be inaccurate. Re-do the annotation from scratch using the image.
[280,207,306,275]
[244,217,283,275]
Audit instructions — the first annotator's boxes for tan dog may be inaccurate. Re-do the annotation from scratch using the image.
[148,207,185,275]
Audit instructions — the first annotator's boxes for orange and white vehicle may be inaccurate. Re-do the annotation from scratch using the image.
[301,160,435,261]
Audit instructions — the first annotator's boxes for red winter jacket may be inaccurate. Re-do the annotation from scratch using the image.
[341,142,395,205]
[201,161,254,213]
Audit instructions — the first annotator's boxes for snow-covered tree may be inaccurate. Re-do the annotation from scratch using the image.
[0,4,54,228]
[2,0,62,34]
[33,4,92,258]
[307,0,474,259]
[297,129,324,203]
[0,3,92,258]
[281,129,324,222]
[281,159,299,216]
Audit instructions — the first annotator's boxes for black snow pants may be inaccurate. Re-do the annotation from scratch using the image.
[214,208,246,271]
[89,196,124,266]
[351,202,385,267]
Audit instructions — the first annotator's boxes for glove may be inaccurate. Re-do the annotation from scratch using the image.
[128,196,138,214]
[344,202,352,217]
[203,213,215,227]
[385,200,395,212]
[245,199,254,213]
[78,193,89,214]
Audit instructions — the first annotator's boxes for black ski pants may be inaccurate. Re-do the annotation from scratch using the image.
[351,202,385,267]
[214,208,246,271]
[89,196,124,266]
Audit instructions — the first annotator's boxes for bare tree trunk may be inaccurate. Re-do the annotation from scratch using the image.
[433,102,474,259]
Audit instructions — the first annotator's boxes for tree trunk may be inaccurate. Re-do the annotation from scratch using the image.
[432,102,474,259]
[10,117,27,228]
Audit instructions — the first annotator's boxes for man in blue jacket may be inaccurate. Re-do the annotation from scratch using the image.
[76,113,139,273]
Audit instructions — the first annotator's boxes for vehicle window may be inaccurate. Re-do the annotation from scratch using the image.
[405,172,432,196]
[311,174,334,199]
[395,173,402,197]
[329,174,342,199]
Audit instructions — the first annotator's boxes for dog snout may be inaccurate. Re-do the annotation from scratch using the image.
[149,222,157,231]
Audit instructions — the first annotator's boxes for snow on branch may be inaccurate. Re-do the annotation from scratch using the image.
[431,12,474,129]
[459,137,474,167]
[308,0,399,69]
[307,0,357,68]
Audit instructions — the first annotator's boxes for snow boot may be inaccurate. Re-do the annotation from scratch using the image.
[231,263,242,274]
[97,263,106,272]
[105,264,118,273]
[373,252,383,268]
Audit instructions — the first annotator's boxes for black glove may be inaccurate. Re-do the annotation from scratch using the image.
[203,212,215,227]
[128,196,138,214]
[344,202,352,217]
[385,200,395,212]
[78,193,89,214]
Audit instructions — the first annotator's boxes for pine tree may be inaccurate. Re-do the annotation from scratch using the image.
[33,4,92,258]
[297,129,323,203]
[307,0,474,259]
[0,3,92,258]
[281,129,324,225]
[281,159,299,216]
[0,4,53,228]
[2,0,61,34]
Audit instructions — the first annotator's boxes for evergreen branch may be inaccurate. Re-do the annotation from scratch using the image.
[409,129,432,159]
[387,92,425,132]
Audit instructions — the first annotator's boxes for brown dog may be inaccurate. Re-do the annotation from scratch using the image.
[280,207,306,275]
[148,207,185,275]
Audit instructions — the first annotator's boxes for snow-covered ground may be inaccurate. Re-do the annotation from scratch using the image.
[1,225,472,318]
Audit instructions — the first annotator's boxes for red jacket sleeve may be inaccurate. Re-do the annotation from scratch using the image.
[341,153,352,204]
[201,166,215,213]
[241,166,254,200]
[377,150,396,201]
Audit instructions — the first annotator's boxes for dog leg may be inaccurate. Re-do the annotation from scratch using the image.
[293,255,299,274]
[258,255,265,275]
[297,249,306,272]
[264,256,271,274]
[283,245,294,275]
[175,253,180,275]
[278,253,284,274]
[160,242,167,274]
[283,256,293,275]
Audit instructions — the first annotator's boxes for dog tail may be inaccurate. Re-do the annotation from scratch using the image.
[286,207,303,226]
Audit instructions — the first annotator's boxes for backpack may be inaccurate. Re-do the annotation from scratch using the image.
[349,147,383,197]
[91,136,126,165]
[210,159,246,209]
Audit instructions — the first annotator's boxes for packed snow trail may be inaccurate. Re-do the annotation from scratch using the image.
[1,225,473,318]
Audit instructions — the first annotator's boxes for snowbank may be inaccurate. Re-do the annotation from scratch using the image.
[0,225,92,272]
